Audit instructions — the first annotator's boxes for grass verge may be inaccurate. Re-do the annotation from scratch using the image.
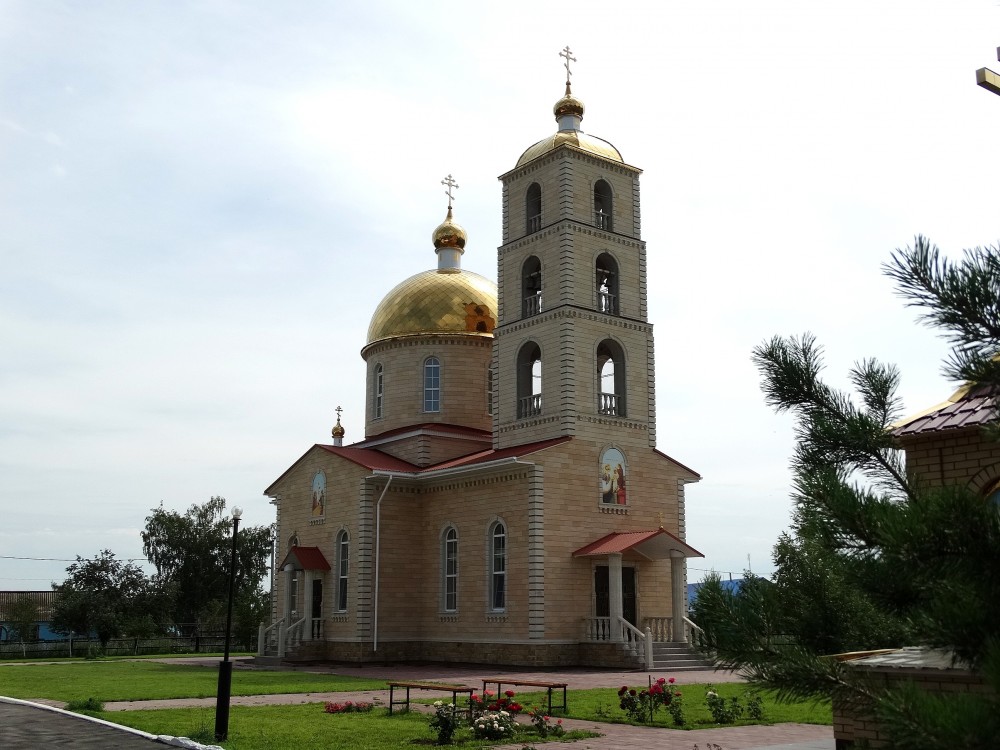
[99,704,598,749]
[0,661,386,702]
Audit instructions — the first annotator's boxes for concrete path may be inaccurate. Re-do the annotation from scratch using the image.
[2,657,835,749]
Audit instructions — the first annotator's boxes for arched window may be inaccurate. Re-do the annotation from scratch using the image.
[594,179,613,231]
[373,364,384,419]
[596,252,619,315]
[521,256,542,317]
[516,342,542,418]
[336,530,349,612]
[288,534,299,551]
[443,527,458,612]
[526,183,541,234]
[423,357,441,412]
[490,521,506,611]
[597,339,626,417]
[985,478,1000,506]
[486,367,494,415]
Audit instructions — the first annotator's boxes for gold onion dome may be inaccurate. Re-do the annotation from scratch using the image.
[516,81,623,168]
[365,205,497,350]
[432,206,467,250]
[331,418,345,439]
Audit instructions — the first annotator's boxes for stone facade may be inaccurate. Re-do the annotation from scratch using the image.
[262,76,701,667]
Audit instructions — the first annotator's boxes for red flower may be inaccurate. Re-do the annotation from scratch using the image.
[657,677,666,684]
[618,686,627,695]
[504,690,516,698]
[629,689,637,697]
[668,677,676,684]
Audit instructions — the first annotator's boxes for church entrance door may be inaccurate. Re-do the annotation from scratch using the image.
[594,565,637,627]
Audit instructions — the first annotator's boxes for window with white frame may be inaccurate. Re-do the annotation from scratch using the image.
[443,527,458,612]
[336,530,349,612]
[374,364,384,419]
[424,357,441,412]
[490,521,506,611]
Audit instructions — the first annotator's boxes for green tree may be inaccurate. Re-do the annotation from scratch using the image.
[7,593,40,643]
[142,496,272,636]
[703,237,1000,748]
[51,550,160,647]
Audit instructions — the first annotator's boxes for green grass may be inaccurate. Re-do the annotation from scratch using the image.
[99,704,597,750]
[0,661,387,702]
[530,682,831,729]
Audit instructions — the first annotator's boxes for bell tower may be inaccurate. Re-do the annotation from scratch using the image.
[494,49,656,452]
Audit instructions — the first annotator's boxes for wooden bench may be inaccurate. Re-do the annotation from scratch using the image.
[481,677,569,715]
[387,681,475,718]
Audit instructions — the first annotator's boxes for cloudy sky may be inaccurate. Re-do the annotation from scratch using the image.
[2,0,999,590]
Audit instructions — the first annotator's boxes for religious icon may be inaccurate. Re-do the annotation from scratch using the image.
[311,471,326,517]
[599,447,627,506]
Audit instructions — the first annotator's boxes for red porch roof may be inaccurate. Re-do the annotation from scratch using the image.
[572,529,704,560]
[279,546,331,571]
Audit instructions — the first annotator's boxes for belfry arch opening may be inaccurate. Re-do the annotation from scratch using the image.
[594,179,613,231]
[596,252,619,315]
[526,183,541,234]
[516,342,542,419]
[521,256,542,317]
[597,339,626,417]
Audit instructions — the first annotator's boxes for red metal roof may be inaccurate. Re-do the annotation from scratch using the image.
[316,445,420,472]
[894,384,997,438]
[572,529,704,559]
[279,546,331,571]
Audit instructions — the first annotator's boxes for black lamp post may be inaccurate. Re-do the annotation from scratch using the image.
[215,505,242,741]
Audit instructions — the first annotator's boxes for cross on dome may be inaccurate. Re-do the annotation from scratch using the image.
[441,174,459,209]
[559,45,577,84]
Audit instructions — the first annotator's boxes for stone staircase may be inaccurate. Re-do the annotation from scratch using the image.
[650,641,715,672]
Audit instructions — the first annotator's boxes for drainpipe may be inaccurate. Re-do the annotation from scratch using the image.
[372,475,395,652]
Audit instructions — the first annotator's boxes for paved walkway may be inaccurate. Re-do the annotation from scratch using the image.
[2,657,835,749]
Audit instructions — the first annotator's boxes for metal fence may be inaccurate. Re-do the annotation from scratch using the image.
[0,632,253,660]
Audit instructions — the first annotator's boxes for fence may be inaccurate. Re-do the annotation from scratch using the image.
[0,632,254,660]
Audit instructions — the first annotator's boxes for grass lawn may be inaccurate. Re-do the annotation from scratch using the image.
[100,704,597,750]
[527,682,831,729]
[0,661,387,702]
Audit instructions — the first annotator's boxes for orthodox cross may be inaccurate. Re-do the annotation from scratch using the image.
[559,45,576,83]
[976,47,1000,97]
[335,405,343,422]
[441,174,459,209]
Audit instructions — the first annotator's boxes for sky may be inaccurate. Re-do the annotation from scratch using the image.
[2,0,999,591]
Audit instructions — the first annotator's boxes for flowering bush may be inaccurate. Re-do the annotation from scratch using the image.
[429,701,461,745]
[323,700,373,713]
[469,689,523,718]
[618,676,684,725]
[527,707,565,737]
[471,709,518,740]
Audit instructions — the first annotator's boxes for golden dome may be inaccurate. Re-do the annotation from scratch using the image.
[554,92,585,119]
[432,206,467,250]
[516,131,623,168]
[332,418,345,439]
[364,269,498,349]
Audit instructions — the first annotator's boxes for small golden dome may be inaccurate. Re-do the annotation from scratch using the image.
[432,206,467,250]
[364,269,498,350]
[554,87,585,119]
[332,419,345,439]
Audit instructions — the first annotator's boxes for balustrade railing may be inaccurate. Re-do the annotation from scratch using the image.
[594,211,612,231]
[518,394,542,419]
[598,291,617,314]
[527,214,541,233]
[643,616,673,642]
[524,294,542,316]
[258,618,284,656]
[598,392,621,416]
[311,617,324,640]
[582,616,612,642]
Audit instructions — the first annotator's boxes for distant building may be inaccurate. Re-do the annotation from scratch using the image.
[259,60,703,668]
[0,591,57,641]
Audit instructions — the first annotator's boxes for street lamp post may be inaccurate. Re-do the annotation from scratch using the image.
[215,506,242,742]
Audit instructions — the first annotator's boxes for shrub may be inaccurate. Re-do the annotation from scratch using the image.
[471,709,518,740]
[428,701,461,745]
[527,707,565,738]
[705,684,744,724]
[323,700,373,714]
[618,676,683,725]
[66,697,104,712]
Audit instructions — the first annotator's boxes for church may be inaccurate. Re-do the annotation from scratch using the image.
[259,51,704,667]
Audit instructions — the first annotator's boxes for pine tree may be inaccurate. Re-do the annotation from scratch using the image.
[700,237,1000,748]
